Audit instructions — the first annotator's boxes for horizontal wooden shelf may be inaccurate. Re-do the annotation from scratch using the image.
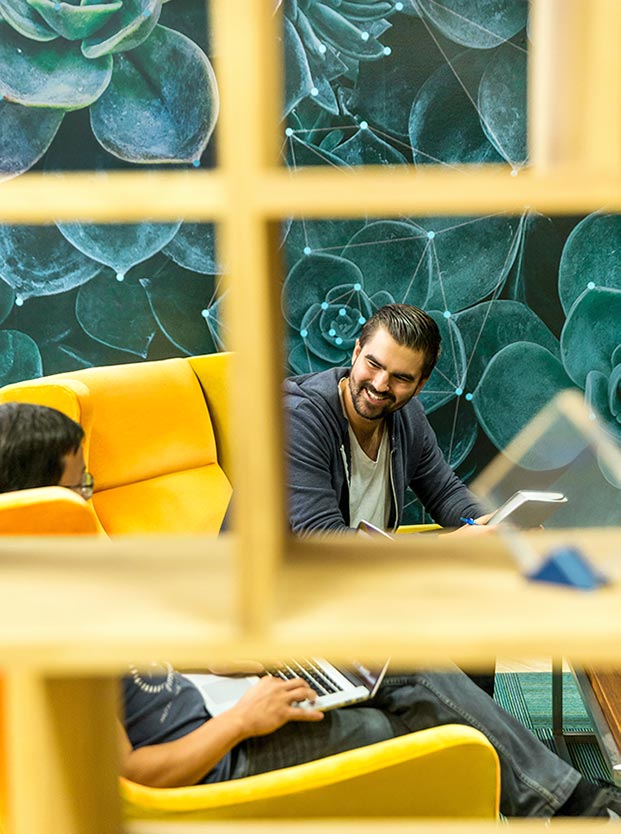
[0,165,620,223]
[0,529,619,670]
[273,529,621,666]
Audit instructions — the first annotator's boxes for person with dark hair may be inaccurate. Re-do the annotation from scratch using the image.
[284,304,491,691]
[283,303,482,535]
[119,658,621,818]
[0,402,93,499]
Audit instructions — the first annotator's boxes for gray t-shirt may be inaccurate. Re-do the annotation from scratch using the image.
[122,662,233,784]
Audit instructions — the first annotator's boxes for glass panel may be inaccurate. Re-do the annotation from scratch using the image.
[0,0,216,177]
[472,389,621,530]
[282,1,528,172]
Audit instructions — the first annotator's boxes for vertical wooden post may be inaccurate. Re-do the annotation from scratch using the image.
[212,0,286,636]
[529,0,621,173]
[3,672,119,834]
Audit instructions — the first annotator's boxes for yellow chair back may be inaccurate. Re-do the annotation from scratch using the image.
[0,355,232,535]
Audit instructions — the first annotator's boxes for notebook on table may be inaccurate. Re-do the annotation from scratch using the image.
[184,657,390,716]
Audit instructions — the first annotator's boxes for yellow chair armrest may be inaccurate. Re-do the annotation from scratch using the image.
[0,487,101,535]
[121,725,499,820]
[396,523,441,534]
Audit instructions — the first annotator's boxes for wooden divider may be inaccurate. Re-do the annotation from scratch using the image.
[0,1,619,832]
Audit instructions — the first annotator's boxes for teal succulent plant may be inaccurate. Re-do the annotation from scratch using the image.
[0,0,218,178]
[284,0,401,115]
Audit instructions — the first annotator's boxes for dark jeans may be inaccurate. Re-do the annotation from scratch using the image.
[230,665,581,817]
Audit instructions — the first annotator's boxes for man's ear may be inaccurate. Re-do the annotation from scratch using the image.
[351,339,361,365]
[414,376,429,397]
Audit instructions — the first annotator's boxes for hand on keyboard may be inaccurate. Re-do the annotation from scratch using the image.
[230,675,324,737]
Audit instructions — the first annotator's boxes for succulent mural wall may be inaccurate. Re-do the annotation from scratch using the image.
[0,0,619,521]
[0,0,224,376]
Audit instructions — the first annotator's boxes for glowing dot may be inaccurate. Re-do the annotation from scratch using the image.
[465,392,473,401]
[353,282,361,291]
[143,8,151,17]
[361,31,370,41]
[455,387,463,396]
[443,310,451,319]
[310,86,319,96]
[589,413,597,421]
[318,43,327,54]
[338,308,347,316]
[328,328,336,337]
[335,337,343,345]
[116,272,125,282]
[359,120,368,130]
[300,328,308,338]
[510,168,518,177]
[383,46,392,56]
[285,127,294,137]
[427,230,435,240]
[303,246,312,255]
[395,1,404,9]
[54,1,61,8]
[192,159,200,168]
[15,296,23,307]
[321,301,329,310]
[587,281,596,290]
[201,309,209,319]
[358,316,366,325]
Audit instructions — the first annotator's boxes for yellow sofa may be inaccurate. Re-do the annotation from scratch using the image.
[0,354,233,536]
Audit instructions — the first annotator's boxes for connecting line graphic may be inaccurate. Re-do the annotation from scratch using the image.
[458,212,528,389]
[417,0,528,54]
[411,0,524,172]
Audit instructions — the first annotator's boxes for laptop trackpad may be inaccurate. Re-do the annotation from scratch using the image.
[184,674,260,716]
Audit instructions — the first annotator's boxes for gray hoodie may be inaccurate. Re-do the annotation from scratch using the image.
[283,367,482,534]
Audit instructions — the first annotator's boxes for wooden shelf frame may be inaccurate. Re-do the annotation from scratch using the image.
[0,1,620,833]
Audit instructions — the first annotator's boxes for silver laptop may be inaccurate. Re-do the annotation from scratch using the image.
[184,657,390,716]
[357,519,395,539]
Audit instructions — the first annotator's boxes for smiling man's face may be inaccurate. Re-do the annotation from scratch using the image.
[346,326,428,423]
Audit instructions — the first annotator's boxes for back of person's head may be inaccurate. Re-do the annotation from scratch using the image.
[0,402,84,494]
[359,303,441,379]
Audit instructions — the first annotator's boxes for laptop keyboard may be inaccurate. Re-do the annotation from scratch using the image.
[269,659,344,695]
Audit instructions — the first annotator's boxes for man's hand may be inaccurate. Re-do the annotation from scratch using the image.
[228,675,324,737]
[448,514,494,536]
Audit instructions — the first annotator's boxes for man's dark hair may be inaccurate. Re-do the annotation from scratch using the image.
[359,304,441,379]
[0,402,84,493]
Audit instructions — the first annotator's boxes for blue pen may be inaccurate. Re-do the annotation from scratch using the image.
[459,516,479,526]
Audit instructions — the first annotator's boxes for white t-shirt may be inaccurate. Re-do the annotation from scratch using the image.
[347,424,391,531]
[338,379,391,530]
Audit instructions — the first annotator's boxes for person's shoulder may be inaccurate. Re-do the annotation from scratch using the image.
[283,367,346,409]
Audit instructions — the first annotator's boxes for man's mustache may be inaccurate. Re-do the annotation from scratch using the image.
[361,383,395,403]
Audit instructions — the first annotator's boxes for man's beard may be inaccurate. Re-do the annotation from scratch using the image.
[348,376,397,421]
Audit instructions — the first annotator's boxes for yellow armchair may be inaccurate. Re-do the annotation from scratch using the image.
[121,724,499,821]
[0,354,233,536]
